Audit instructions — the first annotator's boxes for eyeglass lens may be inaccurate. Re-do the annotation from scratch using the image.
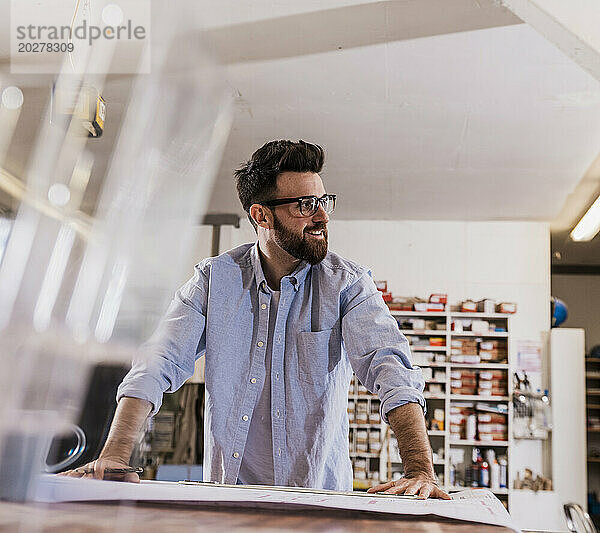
[299,195,335,216]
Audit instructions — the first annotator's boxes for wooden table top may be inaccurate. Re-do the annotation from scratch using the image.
[0,500,514,532]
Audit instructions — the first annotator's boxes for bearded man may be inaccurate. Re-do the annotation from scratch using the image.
[66,140,449,500]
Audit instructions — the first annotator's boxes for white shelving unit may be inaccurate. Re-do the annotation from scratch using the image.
[348,308,513,503]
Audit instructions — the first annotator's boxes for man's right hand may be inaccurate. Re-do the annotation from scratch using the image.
[59,457,140,483]
[58,397,151,483]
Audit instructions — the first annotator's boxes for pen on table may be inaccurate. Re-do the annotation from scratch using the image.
[75,467,144,475]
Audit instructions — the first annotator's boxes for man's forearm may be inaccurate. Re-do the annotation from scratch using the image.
[99,397,152,463]
[388,402,435,479]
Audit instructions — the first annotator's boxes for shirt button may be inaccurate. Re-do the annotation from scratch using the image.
[250,378,257,384]
[257,341,264,347]
[261,304,267,310]
[278,448,282,457]
[233,452,239,458]
[276,409,280,417]
[242,415,249,421]
[276,373,280,380]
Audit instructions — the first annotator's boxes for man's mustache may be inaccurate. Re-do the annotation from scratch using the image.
[304,224,327,232]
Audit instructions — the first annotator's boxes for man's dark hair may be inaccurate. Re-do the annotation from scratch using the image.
[235,140,325,228]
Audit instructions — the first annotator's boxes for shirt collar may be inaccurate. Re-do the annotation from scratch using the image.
[250,242,311,293]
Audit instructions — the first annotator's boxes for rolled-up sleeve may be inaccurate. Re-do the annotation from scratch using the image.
[117,262,209,416]
[341,271,425,423]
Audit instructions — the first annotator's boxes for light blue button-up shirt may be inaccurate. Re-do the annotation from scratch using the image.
[117,242,425,490]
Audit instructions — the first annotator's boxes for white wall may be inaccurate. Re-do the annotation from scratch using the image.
[327,220,550,344]
[552,273,600,353]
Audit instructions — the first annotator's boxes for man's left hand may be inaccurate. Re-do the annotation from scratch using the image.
[367,474,451,499]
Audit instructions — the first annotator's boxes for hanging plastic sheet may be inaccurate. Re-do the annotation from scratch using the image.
[0,1,232,502]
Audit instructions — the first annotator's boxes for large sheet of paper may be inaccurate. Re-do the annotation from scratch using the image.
[35,476,520,532]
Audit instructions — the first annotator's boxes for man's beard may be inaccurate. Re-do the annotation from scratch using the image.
[272,213,328,265]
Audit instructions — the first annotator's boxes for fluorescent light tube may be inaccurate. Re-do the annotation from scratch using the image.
[570,194,600,241]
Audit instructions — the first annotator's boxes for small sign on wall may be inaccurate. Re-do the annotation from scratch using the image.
[516,341,542,373]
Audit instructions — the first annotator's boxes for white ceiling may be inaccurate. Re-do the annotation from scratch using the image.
[203,3,600,224]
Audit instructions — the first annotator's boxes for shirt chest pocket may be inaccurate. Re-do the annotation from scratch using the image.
[296,328,342,385]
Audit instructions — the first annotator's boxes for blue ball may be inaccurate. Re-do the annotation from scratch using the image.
[551,297,568,327]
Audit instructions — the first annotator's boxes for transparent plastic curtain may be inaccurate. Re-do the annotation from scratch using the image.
[0,1,231,501]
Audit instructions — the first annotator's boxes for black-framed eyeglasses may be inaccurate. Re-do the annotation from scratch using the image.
[261,194,336,217]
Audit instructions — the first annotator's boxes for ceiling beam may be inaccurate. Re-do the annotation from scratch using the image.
[202,0,522,64]
[501,0,600,82]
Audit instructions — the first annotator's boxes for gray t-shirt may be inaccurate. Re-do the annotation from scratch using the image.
[237,289,280,485]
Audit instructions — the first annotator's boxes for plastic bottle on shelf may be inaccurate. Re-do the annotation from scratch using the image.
[480,458,490,488]
[542,389,552,431]
[499,456,508,488]
[471,448,481,487]
[491,459,500,489]
[466,415,477,441]
[449,463,456,486]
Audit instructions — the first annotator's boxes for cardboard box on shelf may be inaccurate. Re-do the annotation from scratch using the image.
[422,367,433,380]
[478,378,507,387]
[451,339,478,355]
[480,340,505,350]
[411,352,436,365]
[479,371,507,381]
[427,383,444,394]
[477,413,507,424]
[451,372,474,381]
[477,299,496,314]
[479,352,507,363]
[450,369,477,378]
[471,320,490,333]
[450,425,464,439]
[368,412,380,424]
[461,300,478,312]
[433,370,446,381]
[450,355,481,364]
[356,412,368,424]
[429,337,446,346]
[451,382,477,391]
[411,318,426,330]
[429,293,448,304]
[452,387,478,395]
[369,429,381,452]
[409,336,429,347]
[497,302,517,314]
[478,423,507,433]
[478,432,508,442]
[451,348,477,356]
[475,388,508,396]
[356,429,368,451]
[414,302,445,312]
[354,458,367,469]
